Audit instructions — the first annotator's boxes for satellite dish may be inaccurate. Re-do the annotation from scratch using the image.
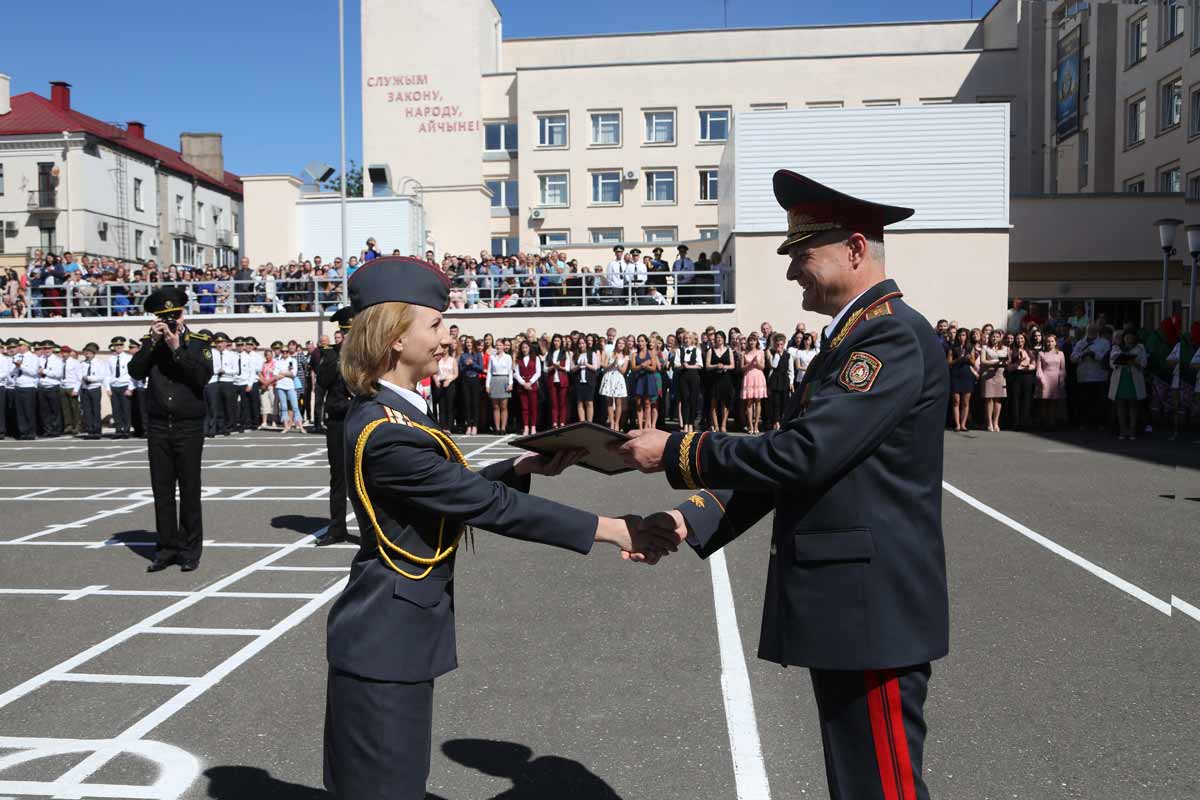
[303,161,336,183]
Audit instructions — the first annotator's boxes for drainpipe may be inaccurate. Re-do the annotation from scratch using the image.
[62,131,71,252]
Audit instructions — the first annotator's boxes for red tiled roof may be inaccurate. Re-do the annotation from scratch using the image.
[0,91,242,196]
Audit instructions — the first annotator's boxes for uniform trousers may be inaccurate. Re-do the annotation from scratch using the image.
[14,387,37,439]
[80,388,102,436]
[110,386,132,435]
[238,385,257,429]
[132,389,149,437]
[516,384,539,429]
[325,419,348,539]
[203,383,222,435]
[61,388,81,435]
[0,386,6,437]
[678,371,702,425]
[37,387,62,435]
[217,382,238,433]
[810,664,931,800]
[324,667,435,800]
[547,379,570,426]
[313,384,327,430]
[146,416,206,562]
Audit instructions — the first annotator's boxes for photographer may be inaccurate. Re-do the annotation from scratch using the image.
[128,287,213,573]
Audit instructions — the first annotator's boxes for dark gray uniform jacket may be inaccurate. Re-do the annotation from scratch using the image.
[663,279,950,671]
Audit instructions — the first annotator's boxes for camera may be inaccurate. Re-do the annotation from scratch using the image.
[166,319,178,333]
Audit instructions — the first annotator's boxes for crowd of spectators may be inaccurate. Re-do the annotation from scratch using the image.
[0,238,731,319]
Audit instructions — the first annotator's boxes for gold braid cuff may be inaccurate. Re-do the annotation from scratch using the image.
[353,411,470,580]
[678,432,698,490]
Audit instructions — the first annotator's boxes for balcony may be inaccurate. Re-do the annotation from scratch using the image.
[216,228,232,246]
[172,219,195,239]
[27,245,64,260]
[26,190,60,212]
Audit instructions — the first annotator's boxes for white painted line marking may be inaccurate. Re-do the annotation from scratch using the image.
[305,486,330,499]
[14,488,56,499]
[5,498,154,544]
[1172,595,1200,622]
[211,591,322,599]
[943,481,1174,616]
[708,549,772,800]
[0,736,199,799]
[144,627,270,637]
[54,673,198,686]
[60,585,107,601]
[259,565,350,572]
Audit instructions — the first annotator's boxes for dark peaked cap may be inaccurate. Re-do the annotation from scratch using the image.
[144,287,189,316]
[348,256,450,314]
[773,169,914,255]
[330,306,355,329]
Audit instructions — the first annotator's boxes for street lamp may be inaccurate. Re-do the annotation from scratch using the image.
[1155,218,1182,325]
[1186,224,1200,327]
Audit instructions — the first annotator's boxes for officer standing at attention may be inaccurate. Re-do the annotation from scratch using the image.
[11,338,39,440]
[78,342,107,440]
[36,340,65,437]
[619,170,951,800]
[323,256,675,800]
[314,307,354,547]
[213,332,239,435]
[128,337,149,438]
[0,339,13,440]
[107,336,134,439]
[128,288,214,573]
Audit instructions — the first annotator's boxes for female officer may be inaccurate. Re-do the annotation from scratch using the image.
[323,257,675,800]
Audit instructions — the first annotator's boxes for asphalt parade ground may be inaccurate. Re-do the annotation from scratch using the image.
[0,429,1197,800]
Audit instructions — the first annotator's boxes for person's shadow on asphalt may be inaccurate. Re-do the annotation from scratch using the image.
[203,765,330,799]
[441,738,623,800]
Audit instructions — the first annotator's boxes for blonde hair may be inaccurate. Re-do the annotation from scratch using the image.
[340,302,417,397]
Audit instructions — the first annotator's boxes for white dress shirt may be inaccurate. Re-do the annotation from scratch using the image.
[218,349,240,382]
[273,356,297,391]
[63,357,83,392]
[15,352,40,388]
[378,379,428,414]
[39,354,65,388]
[516,355,542,388]
[107,352,133,388]
[0,354,14,389]
[81,357,109,390]
[605,259,626,289]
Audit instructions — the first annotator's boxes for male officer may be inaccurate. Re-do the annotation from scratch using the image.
[60,345,82,436]
[315,307,354,546]
[128,288,213,573]
[200,329,222,437]
[214,332,239,435]
[0,339,14,440]
[128,337,149,438]
[11,338,39,440]
[36,341,65,437]
[230,337,249,432]
[78,342,107,439]
[620,169,950,800]
[107,336,134,439]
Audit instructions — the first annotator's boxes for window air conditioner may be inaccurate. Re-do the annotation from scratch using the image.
[529,208,544,220]
[624,170,638,181]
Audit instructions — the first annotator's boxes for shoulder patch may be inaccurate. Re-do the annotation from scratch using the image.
[865,301,894,320]
[204,348,212,360]
[188,332,210,341]
[838,351,883,393]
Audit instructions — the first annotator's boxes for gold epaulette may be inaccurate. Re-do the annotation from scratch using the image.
[353,406,470,580]
[829,291,903,349]
[186,332,210,342]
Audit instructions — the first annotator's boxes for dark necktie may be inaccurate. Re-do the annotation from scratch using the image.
[115,357,121,379]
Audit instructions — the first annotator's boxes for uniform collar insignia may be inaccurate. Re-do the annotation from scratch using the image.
[827,279,903,350]
[377,384,437,427]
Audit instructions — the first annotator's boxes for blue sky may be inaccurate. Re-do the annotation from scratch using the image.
[4,0,995,180]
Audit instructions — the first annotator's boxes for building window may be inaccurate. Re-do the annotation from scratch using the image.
[1190,87,1200,135]
[484,122,517,152]
[643,227,677,244]
[751,103,787,111]
[1079,129,1089,188]
[1129,15,1149,65]
[1125,177,1147,192]
[538,231,570,247]
[698,108,730,142]
[807,100,845,109]
[134,229,143,260]
[645,170,676,204]
[173,238,196,265]
[863,99,901,107]
[1187,171,1200,198]
[1160,77,1183,130]
[175,194,184,220]
[1128,96,1147,145]
[537,173,569,206]
[486,179,518,210]
[490,236,519,256]
[1193,0,1200,50]
[0,163,4,196]
[1159,164,1182,192]
[133,178,143,211]
[590,171,622,205]
[643,110,676,144]
[1081,58,1091,112]
[197,202,205,229]
[1162,0,1185,44]
[537,113,568,148]
[590,228,623,244]
[589,112,621,146]
[698,227,719,240]
[699,169,719,201]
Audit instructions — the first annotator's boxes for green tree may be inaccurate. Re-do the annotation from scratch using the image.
[321,160,363,197]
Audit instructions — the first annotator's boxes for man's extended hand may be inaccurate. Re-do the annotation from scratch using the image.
[595,515,679,564]
[611,428,669,473]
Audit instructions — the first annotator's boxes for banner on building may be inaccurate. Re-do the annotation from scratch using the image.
[1056,30,1081,140]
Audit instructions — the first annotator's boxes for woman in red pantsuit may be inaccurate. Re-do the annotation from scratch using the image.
[544,333,571,428]
[514,339,542,436]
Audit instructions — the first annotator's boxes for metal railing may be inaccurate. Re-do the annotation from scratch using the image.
[0,269,733,320]
[27,190,58,210]
[171,219,195,239]
[448,268,730,309]
[216,229,232,246]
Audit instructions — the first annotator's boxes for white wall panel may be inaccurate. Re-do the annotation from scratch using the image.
[298,197,416,261]
[729,105,1010,233]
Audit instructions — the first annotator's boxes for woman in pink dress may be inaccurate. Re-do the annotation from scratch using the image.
[740,333,768,434]
[1036,332,1067,430]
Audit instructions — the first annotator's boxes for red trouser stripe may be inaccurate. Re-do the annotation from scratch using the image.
[885,671,918,800]
[865,671,900,800]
